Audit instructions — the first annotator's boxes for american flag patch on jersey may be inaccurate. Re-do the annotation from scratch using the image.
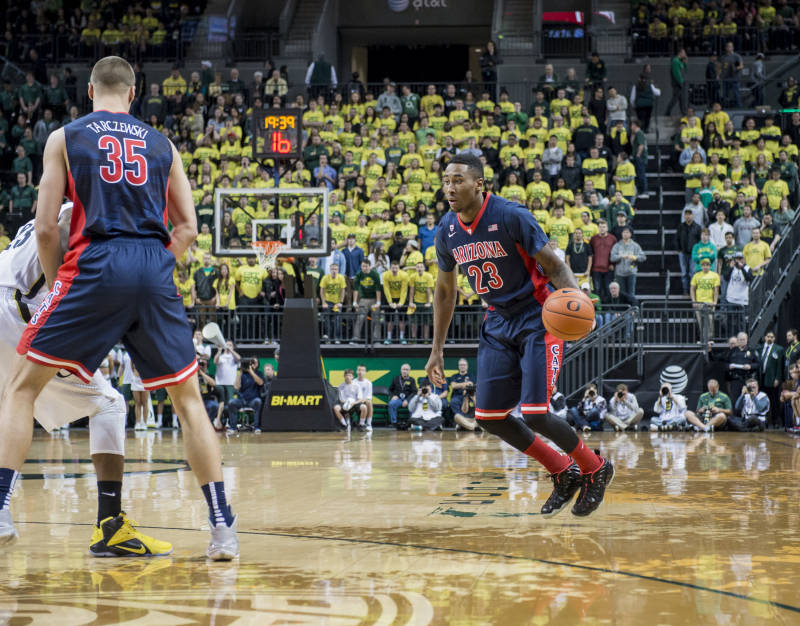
[488,224,498,232]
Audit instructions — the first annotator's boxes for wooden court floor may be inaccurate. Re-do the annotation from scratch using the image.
[1,429,799,625]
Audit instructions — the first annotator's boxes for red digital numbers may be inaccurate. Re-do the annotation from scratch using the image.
[98,136,149,186]
[270,131,292,154]
[467,262,504,294]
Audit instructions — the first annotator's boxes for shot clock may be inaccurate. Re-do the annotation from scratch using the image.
[251,109,302,160]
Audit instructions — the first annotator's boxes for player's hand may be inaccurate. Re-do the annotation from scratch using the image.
[425,352,446,388]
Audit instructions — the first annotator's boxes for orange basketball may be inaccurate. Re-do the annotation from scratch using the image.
[542,288,596,341]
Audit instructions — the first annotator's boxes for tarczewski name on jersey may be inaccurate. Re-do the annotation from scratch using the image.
[452,241,509,265]
[84,120,149,139]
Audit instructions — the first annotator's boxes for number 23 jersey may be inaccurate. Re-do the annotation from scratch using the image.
[435,193,552,312]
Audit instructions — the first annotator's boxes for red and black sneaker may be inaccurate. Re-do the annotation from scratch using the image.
[571,453,615,517]
[540,462,582,518]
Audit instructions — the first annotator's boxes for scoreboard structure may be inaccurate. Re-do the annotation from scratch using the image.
[251,109,302,160]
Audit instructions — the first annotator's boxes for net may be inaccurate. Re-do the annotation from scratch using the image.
[251,241,287,271]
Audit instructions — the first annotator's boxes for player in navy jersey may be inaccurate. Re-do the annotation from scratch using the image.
[0,57,238,559]
[426,153,614,517]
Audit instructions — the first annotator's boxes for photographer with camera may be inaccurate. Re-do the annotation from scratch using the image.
[567,384,608,433]
[454,384,480,431]
[227,358,264,433]
[447,359,473,417]
[685,378,731,432]
[605,383,644,431]
[198,358,224,429]
[729,378,769,431]
[651,382,688,431]
[408,382,443,431]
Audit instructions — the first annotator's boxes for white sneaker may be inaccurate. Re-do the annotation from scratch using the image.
[365,423,373,432]
[0,509,18,547]
[207,515,239,561]
[134,422,147,431]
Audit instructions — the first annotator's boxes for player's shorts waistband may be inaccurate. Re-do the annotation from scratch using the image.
[89,235,168,247]
[488,297,537,320]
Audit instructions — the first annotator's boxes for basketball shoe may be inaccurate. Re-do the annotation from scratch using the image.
[0,510,18,546]
[207,515,239,561]
[540,462,582,517]
[90,513,173,557]
[571,453,615,517]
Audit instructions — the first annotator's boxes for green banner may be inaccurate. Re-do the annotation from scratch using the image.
[257,356,475,405]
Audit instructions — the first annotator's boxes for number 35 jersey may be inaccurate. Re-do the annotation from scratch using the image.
[435,193,552,314]
[64,111,173,249]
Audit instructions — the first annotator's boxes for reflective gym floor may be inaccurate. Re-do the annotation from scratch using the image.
[1,429,799,625]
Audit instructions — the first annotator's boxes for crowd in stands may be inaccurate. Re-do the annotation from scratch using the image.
[0,31,797,346]
[0,1,207,65]
[632,0,800,56]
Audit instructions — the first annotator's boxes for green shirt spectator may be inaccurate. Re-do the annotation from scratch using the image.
[691,232,717,273]
[697,390,731,412]
[9,175,37,214]
[0,83,17,115]
[354,268,382,300]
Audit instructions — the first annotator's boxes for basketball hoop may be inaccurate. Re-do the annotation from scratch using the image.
[251,241,286,271]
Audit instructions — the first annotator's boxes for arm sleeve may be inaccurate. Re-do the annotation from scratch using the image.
[435,226,457,272]
[408,395,419,415]
[504,205,548,257]
[398,276,408,306]
[609,242,621,263]
[430,395,442,412]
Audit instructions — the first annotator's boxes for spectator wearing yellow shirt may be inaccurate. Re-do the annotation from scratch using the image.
[162,65,187,97]
[319,263,346,343]
[214,263,236,311]
[547,205,575,249]
[400,238,423,272]
[420,84,444,117]
[175,268,195,311]
[582,147,609,193]
[531,197,551,229]
[525,169,551,209]
[500,172,527,205]
[683,151,707,201]
[742,227,771,275]
[690,258,720,338]
[408,262,434,340]
[236,256,267,306]
[613,152,637,200]
[382,261,409,344]
[762,168,789,211]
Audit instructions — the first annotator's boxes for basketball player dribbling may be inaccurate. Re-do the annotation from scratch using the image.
[0,203,171,556]
[426,154,614,517]
[0,57,238,559]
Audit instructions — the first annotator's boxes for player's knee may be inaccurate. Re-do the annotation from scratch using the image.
[89,394,126,456]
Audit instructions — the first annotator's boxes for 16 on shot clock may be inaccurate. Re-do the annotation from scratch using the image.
[252,109,302,160]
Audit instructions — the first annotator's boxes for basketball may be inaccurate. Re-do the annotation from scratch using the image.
[542,288,596,341]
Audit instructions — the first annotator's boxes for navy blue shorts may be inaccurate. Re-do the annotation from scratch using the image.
[474,307,563,420]
[18,237,197,390]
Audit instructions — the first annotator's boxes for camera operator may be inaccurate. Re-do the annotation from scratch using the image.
[685,378,731,432]
[453,384,480,431]
[227,358,264,432]
[567,383,607,432]
[198,358,224,429]
[408,383,443,431]
[729,378,769,431]
[651,382,688,431]
[605,383,644,431]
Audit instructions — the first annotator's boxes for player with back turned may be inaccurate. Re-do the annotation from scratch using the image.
[0,56,238,559]
[425,153,614,517]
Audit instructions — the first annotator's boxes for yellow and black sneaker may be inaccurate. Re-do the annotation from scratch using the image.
[89,513,173,557]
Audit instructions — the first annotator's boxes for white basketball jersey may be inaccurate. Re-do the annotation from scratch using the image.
[0,203,73,311]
